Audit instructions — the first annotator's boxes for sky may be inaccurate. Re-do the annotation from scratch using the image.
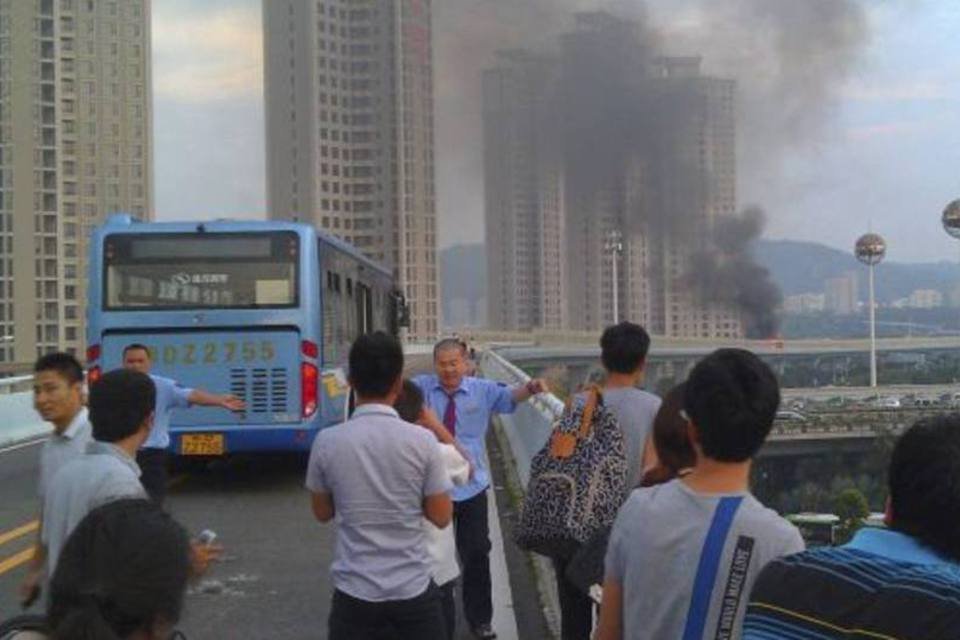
[152,0,960,264]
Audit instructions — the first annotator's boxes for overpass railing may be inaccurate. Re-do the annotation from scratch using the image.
[0,374,50,448]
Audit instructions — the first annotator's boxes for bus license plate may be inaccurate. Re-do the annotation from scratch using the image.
[180,434,224,456]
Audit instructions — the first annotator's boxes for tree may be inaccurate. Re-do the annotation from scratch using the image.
[833,487,869,545]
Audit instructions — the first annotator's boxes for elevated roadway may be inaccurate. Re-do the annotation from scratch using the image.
[0,351,543,638]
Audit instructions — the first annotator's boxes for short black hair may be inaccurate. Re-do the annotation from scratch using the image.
[49,499,190,638]
[34,352,84,385]
[89,369,156,443]
[349,332,404,398]
[433,337,466,360]
[123,343,151,358]
[394,379,424,423]
[888,415,960,561]
[683,348,779,462]
[600,322,651,374]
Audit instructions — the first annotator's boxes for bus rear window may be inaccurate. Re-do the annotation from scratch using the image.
[104,232,299,310]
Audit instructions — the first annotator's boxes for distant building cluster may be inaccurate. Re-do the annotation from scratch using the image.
[785,275,950,314]
[893,289,943,310]
[484,12,742,338]
[823,272,859,315]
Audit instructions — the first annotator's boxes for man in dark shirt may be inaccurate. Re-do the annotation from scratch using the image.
[744,415,960,639]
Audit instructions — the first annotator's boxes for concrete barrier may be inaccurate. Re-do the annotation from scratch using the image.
[479,349,566,637]
[0,390,49,448]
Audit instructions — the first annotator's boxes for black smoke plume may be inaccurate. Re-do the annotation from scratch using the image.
[434,1,868,332]
[690,207,783,338]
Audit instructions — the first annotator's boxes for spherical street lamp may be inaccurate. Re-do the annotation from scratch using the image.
[941,199,960,239]
[855,233,886,387]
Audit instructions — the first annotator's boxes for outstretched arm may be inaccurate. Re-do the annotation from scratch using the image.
[188,389,245,412]
[511,378,548,403]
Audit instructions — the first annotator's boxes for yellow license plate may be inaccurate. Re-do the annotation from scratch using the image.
[180,433,224,456]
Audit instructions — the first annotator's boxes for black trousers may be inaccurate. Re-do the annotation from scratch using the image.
[136,448,169,505]
[552,556,594,640]
[328,584,447,640]
[454,490,492,628]
[438,579,456,640]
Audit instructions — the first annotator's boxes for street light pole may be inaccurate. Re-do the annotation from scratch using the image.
[604,229,623,323]
[855,233,886,388]
[941,200,960,335]
[868,263,877,387]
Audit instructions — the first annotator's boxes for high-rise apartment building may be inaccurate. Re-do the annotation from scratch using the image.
[484,12,743,338]
[824,272,859,315]
[483,50,564,331]
[0,0,152,367]
[263,0,439,341]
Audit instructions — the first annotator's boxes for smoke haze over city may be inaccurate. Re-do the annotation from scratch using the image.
[152,0,960,263]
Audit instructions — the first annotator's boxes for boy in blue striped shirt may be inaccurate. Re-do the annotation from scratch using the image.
[744,415,960,639]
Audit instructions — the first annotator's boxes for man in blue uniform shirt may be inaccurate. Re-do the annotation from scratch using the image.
[414,338,547,640]
[122,343,245,504]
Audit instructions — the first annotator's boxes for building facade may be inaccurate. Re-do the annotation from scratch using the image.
[824,273,858,315]
[484,12,742,338]
[482,50,565,331]
[0,0,152,366]
[263,0,439,341]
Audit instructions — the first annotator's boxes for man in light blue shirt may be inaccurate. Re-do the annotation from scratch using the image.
[414,338,547,640]
[122,343,245,504]
[19,353,93,606]
[41,369,154,577]
[307,331,452,639]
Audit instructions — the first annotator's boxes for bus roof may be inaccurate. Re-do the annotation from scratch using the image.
[99,214,393,279]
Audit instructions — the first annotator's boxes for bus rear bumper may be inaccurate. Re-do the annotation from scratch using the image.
[169,425,321,455]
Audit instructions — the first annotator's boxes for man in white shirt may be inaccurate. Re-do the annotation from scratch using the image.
[19,352,92,606]
[307,332,452,639]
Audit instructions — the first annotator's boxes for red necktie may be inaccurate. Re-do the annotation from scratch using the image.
[443,393,457,437]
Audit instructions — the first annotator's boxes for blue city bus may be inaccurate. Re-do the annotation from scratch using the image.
[85,214,404,456]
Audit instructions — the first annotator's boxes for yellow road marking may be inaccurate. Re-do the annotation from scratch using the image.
[0,520,38,548]
[0,546,34,576]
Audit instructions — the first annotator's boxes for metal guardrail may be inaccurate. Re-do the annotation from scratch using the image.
[0,375,33,394]
[479,349,564,486]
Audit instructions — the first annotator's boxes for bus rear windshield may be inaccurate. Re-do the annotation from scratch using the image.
[104,232,299,310]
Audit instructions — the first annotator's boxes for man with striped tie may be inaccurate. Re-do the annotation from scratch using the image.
[414,338,547,640]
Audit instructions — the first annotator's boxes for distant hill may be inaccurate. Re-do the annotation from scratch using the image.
[754,239,960,302]
[439,240,960,327]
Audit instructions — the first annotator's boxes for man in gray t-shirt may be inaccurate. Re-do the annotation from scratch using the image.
[596,348,804,640]
[605,481,803,639]
[603,387,660,490]
[555,322,661,640]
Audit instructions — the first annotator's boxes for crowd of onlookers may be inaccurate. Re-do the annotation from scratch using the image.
[7,322,960,639]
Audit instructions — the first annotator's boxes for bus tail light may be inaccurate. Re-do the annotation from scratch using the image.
[301,340,318,359]
[301,362,318,418]
[86,344,101,362]
[87,366,102,387]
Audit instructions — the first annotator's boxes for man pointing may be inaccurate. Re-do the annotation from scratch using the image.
[414,339,547,639]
